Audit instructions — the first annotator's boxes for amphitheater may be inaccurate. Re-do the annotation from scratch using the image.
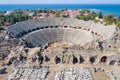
[0,17,120,80]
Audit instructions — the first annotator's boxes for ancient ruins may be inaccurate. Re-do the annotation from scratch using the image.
[0,17,120,80]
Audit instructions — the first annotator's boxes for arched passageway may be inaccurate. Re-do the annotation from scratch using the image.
[90,56,95,64]
[44,55,50,62]
[55,56,61,64]
[79,55,84,63]
[109,60,116,65]
[73,55,78,64]
[101,56,107,63]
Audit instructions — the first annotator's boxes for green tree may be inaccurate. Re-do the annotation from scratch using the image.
[98,12,103,18]
[104,14,115,25]
[55,12,60,17]
[119,16,120,19]
[0,27,4,31]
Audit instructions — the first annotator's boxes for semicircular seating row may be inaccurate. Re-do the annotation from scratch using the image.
[7,19,69,37]
[7,18,101,38]
[24,28,93,47]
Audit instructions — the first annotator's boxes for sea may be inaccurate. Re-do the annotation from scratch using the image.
[0,4,120,17]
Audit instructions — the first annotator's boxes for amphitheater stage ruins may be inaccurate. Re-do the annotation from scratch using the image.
[0,17,120,80]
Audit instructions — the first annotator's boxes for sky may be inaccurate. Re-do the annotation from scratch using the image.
[0,0,120,4]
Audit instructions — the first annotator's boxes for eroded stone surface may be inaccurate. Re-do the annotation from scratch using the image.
[0,18,120,80]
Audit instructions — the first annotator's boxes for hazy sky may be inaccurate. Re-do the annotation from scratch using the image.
[0,0,120,4]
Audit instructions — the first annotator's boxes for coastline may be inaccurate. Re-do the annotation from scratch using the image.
[0,4,120,17]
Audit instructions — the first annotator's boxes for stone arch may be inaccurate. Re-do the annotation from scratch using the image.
[69,26,72,28]
[101,56,107,63]
[44,55,50,62]
[98,34,100,36]
[91,31,94,34]
[79,27,81,29]
[95,32,97,35]
[21,30,26,35]
[90,56,95,64]
[98,41,104,51]
[64,26,67,28]
[74,27,77,29]
[44,45,48,49]
[45,26,49,28]
[108,45,111,48]
[79,55,84,63]
[118,60,120,66]
[18,33,22,37]
[55,26,58,28]
[83,28,87,30]
[73,55,78,64]
[41,27,44,29]
[55,56,61,64]
[25,42,33,48]
[109,60,117,65]
[28,30,32,33]
[36,27,40,30]
[88,29,90,31]
[24,31,27,34]
[50,26,53,28]
[39,55,44,64]
[32,28,36,31]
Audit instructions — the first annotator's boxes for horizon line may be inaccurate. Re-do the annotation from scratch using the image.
[0,3,120,5]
